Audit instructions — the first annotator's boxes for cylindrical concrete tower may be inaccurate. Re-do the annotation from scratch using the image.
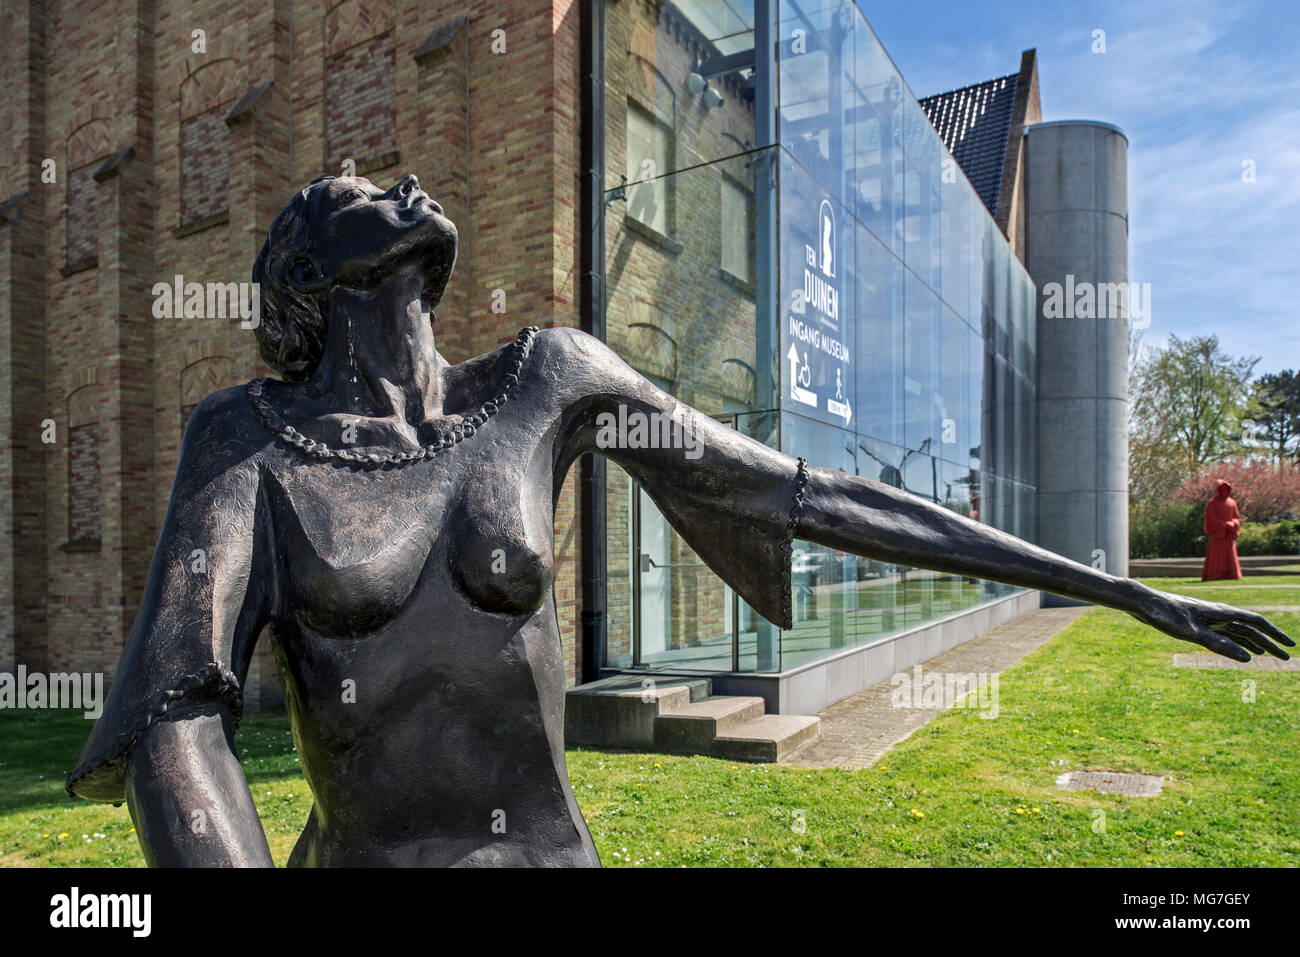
[1023,120,1130,590]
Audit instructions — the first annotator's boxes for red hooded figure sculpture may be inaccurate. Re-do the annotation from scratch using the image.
[1202,478,1243,581]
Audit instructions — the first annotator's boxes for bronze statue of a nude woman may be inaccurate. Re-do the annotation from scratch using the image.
[67,172,1293,867]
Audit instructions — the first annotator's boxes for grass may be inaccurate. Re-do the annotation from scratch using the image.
[1137,574,1300,609]
[0,709,312,867]
[2,580,1297,867]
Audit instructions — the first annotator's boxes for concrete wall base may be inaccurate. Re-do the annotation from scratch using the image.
[601,589,1044,715]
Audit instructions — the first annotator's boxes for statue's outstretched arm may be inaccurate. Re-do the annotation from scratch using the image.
[547,327,1292,664]
[67,389,274,866]
[798,465,1292,662]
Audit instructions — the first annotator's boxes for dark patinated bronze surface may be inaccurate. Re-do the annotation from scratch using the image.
[68,173,1295,867]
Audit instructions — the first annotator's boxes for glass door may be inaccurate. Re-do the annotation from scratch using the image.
[631,414,740,672]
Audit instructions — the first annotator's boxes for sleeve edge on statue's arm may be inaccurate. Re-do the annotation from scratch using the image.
[776,456,811,630]
[64,662,244,803]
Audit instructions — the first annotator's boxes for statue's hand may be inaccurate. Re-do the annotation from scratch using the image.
[1137,592,1294,662]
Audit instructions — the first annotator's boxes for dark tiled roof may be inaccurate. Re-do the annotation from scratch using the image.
[919,73,1018,217]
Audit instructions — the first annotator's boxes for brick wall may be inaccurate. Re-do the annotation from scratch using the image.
[65,165,98,266]
[179,108,230,223]
[67,424,100,541]
[0,0,587,695]
[325,30,396,171]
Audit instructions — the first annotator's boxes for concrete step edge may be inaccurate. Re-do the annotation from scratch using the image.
[654,695,767,731]
[716,714,821,747]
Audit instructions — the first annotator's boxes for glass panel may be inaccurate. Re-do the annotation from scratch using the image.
[635,485,736,672]
[720,175,753,282]
[849,18,904,254]
[936,304,968,464]
[966,318,984,472]
[841,434,900,647]
[779,155,856,432]
[854,223,905,448]
[781,412,858,669]
[903,270,943,455]
[991,226,1010,360]
[603,149,779,674]
[612,409,777,675]
[604,0,766,183]
[1020,373,1037,489]
[735,409,782,670]
[968,196,990,329]
[777,0,855,206]
[605,151,771,419]
[941,172,970,318]
[903,98,943,292]
[626,101,671,233]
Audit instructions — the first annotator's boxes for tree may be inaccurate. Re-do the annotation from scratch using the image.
[1174,457,1300,524]
[1128,336,1187,516]
[1129,334,1258,480]
[1247,370,1300,466]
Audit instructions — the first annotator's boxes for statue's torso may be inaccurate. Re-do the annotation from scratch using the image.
[251,345,598,867]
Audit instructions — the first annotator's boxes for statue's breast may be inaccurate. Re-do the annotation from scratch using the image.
[262,435,554,637]
[263,466,441,637]
[443,449,555,617]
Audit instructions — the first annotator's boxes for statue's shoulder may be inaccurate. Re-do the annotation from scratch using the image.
[175,382,274,479]
[525,326,625,385]
[451,328,633,420]
[528,325,606,362]
[185,382,263,435]
[454,326,614,390]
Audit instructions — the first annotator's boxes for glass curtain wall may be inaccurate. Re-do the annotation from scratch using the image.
[601,0,777,672]
[601,0,1036,674]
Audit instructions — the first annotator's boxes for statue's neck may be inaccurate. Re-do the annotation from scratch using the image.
[310,270,444,425]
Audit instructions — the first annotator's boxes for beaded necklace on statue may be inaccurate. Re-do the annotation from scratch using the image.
[247,325,538,469]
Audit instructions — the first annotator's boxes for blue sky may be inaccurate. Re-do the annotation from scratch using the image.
[861,0,1300,376]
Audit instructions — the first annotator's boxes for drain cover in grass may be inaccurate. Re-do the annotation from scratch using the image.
[1173,653,1300,671]
[1055,770,1165,796]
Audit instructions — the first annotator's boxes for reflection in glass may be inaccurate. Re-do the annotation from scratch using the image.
[600,0,1040,677]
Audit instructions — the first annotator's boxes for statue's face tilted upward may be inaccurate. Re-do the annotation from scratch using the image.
[252,172,459,380]
[302,173,458,303]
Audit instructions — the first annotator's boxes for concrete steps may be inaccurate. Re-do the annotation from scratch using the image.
[713,714,822,763]
[565,675,820,763]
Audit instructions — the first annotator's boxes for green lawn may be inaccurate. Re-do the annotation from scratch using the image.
[3,581,1297,867]
[1137,574,1300,609]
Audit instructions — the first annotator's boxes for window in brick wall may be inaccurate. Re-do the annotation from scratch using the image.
[720,176,754,284]
[179,355,231,439]
[326,30,397,173]
[68,423,100,543]
[626,101,672,235]
[66,164,98,268]
[180,107,231,224]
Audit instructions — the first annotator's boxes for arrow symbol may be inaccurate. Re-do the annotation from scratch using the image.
[786,343,800,386]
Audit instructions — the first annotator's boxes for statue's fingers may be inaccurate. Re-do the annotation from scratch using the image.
[1198,627,1251,663]
[1237,611,1296,649]
[1212,622,1267,656]
[1222,622,1291,661]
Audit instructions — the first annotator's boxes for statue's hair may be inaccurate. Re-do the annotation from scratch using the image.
[251,175,335,382]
